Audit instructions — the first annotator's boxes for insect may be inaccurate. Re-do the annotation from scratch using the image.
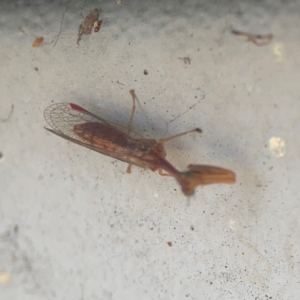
[32,37,44,47]
[77,9,101,45]
[44,90,235,196]
[232,30,273,46]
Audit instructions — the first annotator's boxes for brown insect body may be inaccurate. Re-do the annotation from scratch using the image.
[73,121,165,170]
[44,98,235,196]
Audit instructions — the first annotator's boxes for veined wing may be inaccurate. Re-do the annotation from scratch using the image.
[44,103,143,160]
[45,103,122,138]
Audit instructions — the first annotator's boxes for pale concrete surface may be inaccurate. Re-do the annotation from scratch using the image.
[0,0,299,299]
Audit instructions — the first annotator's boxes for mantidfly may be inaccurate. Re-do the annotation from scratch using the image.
[44,90,235,196]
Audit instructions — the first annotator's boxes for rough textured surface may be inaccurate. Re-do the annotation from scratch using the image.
[0,0,300,299]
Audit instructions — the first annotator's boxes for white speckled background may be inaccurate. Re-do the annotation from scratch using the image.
[0,0,300,299]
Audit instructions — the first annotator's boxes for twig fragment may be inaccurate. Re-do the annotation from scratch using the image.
[53,0,70,47]
[179,57,191,64]
[232,29,273,46]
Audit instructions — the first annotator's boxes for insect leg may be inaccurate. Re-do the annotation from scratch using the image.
[158,128,202,144]
[126,164,132,174]
[128,89,137,134]
[124,90,142,174]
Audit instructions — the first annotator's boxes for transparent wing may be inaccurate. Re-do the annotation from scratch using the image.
[44,102,143,139]
[45,103,116,140]
[44,102,144,160]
